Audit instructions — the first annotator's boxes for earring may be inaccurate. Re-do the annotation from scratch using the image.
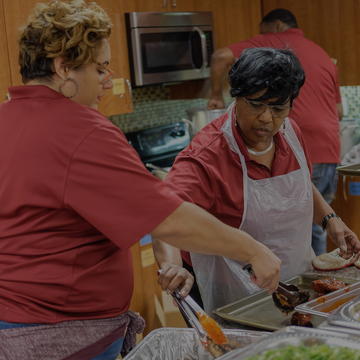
[59,78,79,99]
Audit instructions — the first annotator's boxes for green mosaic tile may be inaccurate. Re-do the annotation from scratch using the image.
[340,86,360,119]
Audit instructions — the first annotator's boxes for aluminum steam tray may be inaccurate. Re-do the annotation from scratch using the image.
[214,272,358,331]
[327,296,360,331]
[123,327,268,360]
[295,279,360,318]
[217,326,360,360]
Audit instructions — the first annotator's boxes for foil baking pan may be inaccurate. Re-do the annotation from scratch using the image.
[295,280,360,317]
[123,327,268,360]
[218,326,360,360]
[214,272,357,331]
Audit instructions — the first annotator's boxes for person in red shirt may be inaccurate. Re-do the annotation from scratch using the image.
[0,1,282,359]
[161,47,360,313]
[208,8,342,256]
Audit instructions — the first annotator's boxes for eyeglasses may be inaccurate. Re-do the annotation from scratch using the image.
[243,97,291,118]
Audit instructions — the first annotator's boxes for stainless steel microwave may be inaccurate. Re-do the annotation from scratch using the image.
[125,11,214,87]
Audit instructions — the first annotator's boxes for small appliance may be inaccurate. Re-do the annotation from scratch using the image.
[125,11,214,87]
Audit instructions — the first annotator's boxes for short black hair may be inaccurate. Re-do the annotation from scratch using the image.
[261,8,298,28]
[229,47,305,105]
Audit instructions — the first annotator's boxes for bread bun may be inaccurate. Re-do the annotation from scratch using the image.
[312,248,356,271]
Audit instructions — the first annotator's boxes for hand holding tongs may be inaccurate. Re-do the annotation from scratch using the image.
[243,264,309,312]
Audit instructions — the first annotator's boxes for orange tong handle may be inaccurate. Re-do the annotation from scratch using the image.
[198,313,228,345]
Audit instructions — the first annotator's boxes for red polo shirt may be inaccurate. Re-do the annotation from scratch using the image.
[165,113,311,265]
[229,28,341,164]
[0,85,182,323]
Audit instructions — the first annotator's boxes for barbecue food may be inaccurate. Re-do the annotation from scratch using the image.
[272,288,310,313]
[312,278,347,294]
[198,313,228,345]
[312,248,356,271]
[290,312,313,327]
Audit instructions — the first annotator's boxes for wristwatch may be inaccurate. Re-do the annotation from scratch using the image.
[321,213,339,231]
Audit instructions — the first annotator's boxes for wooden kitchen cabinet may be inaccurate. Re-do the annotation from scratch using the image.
[2,0,40,88]
[132,0,195,12]
[191,0,261,48]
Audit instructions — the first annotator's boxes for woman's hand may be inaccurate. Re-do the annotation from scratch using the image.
[327,217,360,258]
[248,242,281,293]
[158,263,194,297]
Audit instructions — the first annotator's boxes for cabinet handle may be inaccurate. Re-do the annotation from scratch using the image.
[171,0,176,7]
[162,0,167,8]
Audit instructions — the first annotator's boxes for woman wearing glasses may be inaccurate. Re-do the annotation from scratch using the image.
[158,47,360,313]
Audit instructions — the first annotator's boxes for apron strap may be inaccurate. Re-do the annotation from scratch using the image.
[62,325,127,360]
[0,311,145,360]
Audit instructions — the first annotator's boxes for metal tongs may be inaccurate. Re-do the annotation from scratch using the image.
[171,290,234,357]
[243,264,309,312]
[171,289,207,343]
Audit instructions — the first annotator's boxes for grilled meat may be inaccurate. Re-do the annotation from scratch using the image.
[290,312,313,327]
[312,278,346,294]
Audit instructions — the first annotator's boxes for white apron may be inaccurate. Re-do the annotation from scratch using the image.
[191,102,314,314]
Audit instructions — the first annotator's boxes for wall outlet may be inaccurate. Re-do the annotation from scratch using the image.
[112,78,125,96]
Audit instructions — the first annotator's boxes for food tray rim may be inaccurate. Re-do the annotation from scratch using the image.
[295,280,360,318]
[218,326,360,360]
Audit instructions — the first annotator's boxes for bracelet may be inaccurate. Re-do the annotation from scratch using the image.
[321,213,339,230]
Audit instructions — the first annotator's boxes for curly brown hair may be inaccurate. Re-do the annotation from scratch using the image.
[19,0,112,83]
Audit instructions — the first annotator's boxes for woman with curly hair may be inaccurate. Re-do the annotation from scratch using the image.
[0,2,283,359]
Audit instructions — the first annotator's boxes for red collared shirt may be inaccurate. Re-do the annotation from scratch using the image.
[0,85,182,323]
[165,113,311,264]
[229,28,341,164]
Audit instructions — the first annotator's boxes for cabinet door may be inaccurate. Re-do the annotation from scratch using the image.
[192,0,261,48]
[3,0,38,88]
[166,0,195,11]
[0,0,11,101]
[133,0,169,12]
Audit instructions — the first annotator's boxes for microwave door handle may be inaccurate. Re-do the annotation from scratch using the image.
[192,26,208,71]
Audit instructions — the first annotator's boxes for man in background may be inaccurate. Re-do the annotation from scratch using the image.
[208,8,342,255]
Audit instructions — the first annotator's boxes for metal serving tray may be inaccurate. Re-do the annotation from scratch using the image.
[327,296,360,331]
[218,326,360,360]
[295,280,360,317]
[214,272,357,331]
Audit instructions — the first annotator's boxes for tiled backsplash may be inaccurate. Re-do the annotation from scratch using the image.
[110,85,207,133]
[110,85,360,134]
[340,86,360,119]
